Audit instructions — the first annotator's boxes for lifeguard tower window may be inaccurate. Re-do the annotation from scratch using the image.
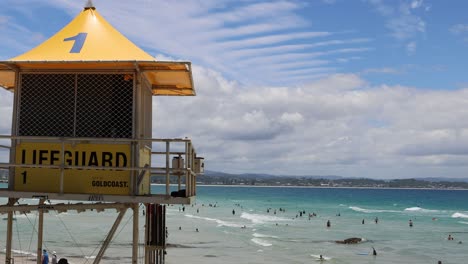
[18,73,134,138]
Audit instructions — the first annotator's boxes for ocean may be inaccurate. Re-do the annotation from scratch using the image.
[1,184,467,264]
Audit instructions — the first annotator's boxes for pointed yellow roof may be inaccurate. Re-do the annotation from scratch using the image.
[0,6,195,96]
[11,7,154,61]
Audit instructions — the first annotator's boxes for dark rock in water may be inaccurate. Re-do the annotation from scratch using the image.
[166,243,193,248]
[335,237,363,244]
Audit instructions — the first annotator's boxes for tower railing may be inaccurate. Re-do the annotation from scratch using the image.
[0,135,199,202]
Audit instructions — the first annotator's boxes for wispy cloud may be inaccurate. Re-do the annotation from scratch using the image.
[365,0,429,54]
[362,67,402,75]
[406,41,417,54]
[450,24,468,34]
[450,24,468,42]
[5,0,372,85]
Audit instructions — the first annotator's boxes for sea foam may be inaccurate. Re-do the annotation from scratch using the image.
[11,249,36,257]
[185,214,245,228]
[349,206,399,213]
[241,212,289,224]
[404,207,440,213]
[253,233,279,239]
[452,212,468,219]
[251,238,272,247]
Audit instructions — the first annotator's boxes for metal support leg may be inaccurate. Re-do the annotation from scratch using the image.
[93,208,127,264]
[132,204,139,264]
[5,198,18,264]
[37,199,46,264]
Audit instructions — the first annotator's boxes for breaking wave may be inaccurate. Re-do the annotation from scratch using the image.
[404,207,441,213]
[253,233,279,239]
[241,212,289,224]
[185,214,244,228]
[11,249,36,257]
[348,206,399,213]
[350,206,444,214]
[452,212,468,219]
[251,238,272,247]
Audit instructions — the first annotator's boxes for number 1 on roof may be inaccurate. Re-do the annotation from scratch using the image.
[64,32,88,53]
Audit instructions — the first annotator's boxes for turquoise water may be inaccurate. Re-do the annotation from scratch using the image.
[1,184,467,263]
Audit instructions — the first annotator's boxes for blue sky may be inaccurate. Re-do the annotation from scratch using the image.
[2,0,468,179]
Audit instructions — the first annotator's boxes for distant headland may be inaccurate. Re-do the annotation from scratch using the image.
[153,170,468,189]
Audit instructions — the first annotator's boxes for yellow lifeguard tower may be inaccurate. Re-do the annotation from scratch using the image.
[0,3,203,264]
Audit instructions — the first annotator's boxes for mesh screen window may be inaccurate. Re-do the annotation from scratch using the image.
[18,73,134,138]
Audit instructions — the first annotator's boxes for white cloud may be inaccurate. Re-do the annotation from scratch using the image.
[366,0,428,52]
[6,0,372,85]
[280,112,304,124]
[387,15,425,40]
[1,64,467,178]
[0,89,13,134]
[0,1,466,179]
[450,24,468,35]
[410,0,424,9]
[150,65,468,178]
[363,67,402,75]
[406,41,417,54]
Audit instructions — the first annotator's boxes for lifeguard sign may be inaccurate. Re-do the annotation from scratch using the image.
[0,5,197,196]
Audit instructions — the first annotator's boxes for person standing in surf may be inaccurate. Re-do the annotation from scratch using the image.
[42,249,49,264]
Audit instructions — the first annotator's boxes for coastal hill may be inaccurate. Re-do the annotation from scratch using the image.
[2,169,468,189]
[191,171,468,189]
